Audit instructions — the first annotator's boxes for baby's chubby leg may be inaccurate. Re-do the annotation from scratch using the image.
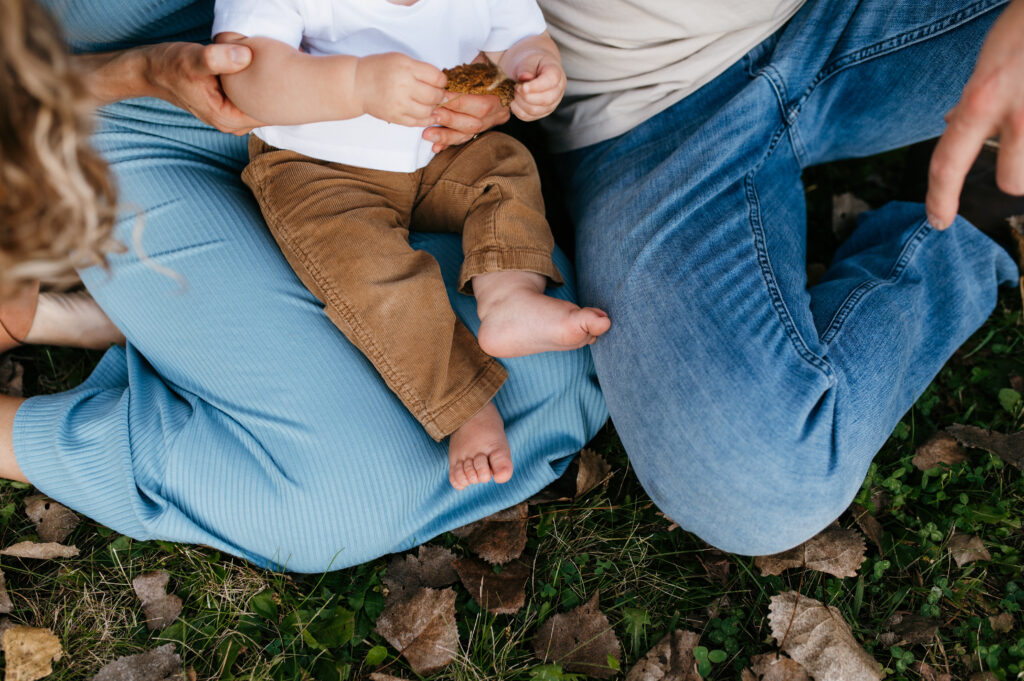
[474,271,610,358]
[449,400,513,489]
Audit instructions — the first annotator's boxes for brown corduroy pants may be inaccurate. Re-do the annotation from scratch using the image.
[243,132,564,440]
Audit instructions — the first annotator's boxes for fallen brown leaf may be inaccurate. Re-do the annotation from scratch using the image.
[132,572,183,631]
[948,534,991,567]
[768,591,882,681]
[450,503,527,564]
[453,556,529,615]
[697,548,731,585]
[884,612,939,645]
[375,587,458,675]
[946,424,1024,470]
[0,568,12,614]
[383,545,457,603]
[92,643,183,681]
[575,449,612,498]
[533,591,622,679]
[912,433,967,471]
[625,630,701,681]
[741,652,811,681]
[24,496,80,544]
[756,527,866,578]
[0,357,24,397]
[0,625,64,681]
[0,541,79,559]
[990,613,1014,633]
[368,675,409,681]
[848,503,884,553]
[832,192,870,241]
[915,661,952,681]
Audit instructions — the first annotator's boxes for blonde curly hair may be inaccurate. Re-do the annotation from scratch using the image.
[0,0,120,300]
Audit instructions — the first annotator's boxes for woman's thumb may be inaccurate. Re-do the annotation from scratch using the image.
[202,43,253,75]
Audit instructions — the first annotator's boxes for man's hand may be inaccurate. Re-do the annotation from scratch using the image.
[509,51,566,122]
[354,53,447,127]
[926,0,1024,229]
[145,42,265,135]
[424,93,511,153]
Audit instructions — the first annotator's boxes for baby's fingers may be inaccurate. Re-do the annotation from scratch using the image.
[519,63,561,97]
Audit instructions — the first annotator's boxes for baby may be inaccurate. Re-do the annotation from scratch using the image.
[212,0,609,489]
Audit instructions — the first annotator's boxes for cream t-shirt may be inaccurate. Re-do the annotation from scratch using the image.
[212,0,546,171]
[538,0,807,151]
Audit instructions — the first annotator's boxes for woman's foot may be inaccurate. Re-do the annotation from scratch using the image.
[474,271,611,358]
[0,282,40,353]
[448,401,513,490]
[24,291,124,349]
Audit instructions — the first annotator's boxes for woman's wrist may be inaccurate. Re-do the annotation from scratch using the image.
[75,46,161,105]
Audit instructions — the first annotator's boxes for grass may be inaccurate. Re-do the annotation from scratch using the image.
[2,147,1024,680]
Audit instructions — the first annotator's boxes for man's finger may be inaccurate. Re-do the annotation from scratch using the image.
[201,43,254,76]
[925,107,994,229]
[423,126,472,151]
[432,107,484,135]
[441,92,501,118]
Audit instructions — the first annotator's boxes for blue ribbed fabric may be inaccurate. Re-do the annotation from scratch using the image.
[14,1,607,572]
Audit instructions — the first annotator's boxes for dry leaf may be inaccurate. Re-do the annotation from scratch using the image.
[450,503,527,564]
[0,541,79,559]
[969,674,998,681]
[575,449,611,498]
[375,587,458,675]
[0,625,64,681]
[697,548,731,585]
[369,675,409,681]
[92,643,183,681]
[884,612,939,645]
[948,534,991,567]
[741,653,811,681]
[946,424,1024,470]
[756,527,866,578]
[912,433,967,471]
[132,572,183,630]
[832,192,870,240]
[24,496,80,544]
[0,569,12,614]
[533,591,622,679]
[848,503,884,553]
[768,591,882,681]
[0,357,24,397]
[990,613,1014,633]
[383,545,457,603]
[915,661,952,681]
[452,556,529,615]
[625,630,701,681]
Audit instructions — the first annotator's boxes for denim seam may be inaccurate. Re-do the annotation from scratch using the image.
[820,220,932,346]
[755,65,808,165]
[745,170,834,379]
[788,0,1006,123]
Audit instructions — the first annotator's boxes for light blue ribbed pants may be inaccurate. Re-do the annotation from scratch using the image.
[13,97,607,572]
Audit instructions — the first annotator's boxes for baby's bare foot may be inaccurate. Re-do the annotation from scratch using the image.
[449,401,513,490]
[474,271,610,358]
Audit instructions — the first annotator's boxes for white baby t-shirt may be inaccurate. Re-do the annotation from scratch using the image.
[212,0,547,172]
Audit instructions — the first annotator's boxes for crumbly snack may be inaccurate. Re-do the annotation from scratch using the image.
[443,62,516,107]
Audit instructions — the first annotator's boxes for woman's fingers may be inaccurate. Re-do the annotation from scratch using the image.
[926,102,995,229]
[199,42,253,76]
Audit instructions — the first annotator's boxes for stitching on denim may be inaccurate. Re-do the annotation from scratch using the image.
[756,65,809,166]
[788,0,1006,122]
[820,220,931,346]
[745,171,834,379]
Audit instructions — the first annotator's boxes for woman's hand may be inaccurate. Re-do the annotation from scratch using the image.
[926,0,1024,229]
[424,93,511,153]
[143,42,266,135]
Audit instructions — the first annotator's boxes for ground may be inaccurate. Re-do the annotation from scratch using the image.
[0,146,1022,680]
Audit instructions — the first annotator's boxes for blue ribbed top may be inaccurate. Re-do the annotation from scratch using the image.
[40,0,212,53]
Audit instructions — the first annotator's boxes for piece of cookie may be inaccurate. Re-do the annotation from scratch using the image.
[443,62,516,107]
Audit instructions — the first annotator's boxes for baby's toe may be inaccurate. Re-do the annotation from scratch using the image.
[473,453,492,484]
[450,464,469,490]
[463,459,480,485]
[490,451,513,484]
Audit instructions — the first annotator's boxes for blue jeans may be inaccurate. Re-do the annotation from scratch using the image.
[558,0,1017,555]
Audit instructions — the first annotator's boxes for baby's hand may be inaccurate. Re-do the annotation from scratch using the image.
[510,51,566,122]
[354,52,447,127]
